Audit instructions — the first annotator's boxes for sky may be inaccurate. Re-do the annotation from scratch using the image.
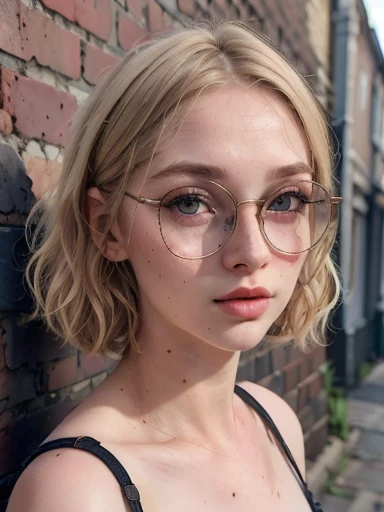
[363,0,384,54]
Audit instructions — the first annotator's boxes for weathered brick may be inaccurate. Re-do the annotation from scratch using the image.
[41,0,76,21]
[76,0,113,41]
[178,0,196,17]
[304,415,328,460]
[148,0,164,32]
[80,355,106,379]
[23,154,62,199]
[20,6,81,79]
[284,387,298,412]
[126,0,144,21]
[42,0,113,40]
[308,372,323,399]
[254,350,271,380]
[83,43,120,85]
[283,359,301,393]
[271,345,287,371]
[297,379,310,412]
[310,391,328,421]
[8,367,36,407]
[0,1,81,79]
[298,404,315,433]
[0,109,13,136]
[118,12,148,50]
[0,429,13,474]
[299,354,312,381]
[47,356,79,391]
[310,346,326,371]
[1,69,77,145]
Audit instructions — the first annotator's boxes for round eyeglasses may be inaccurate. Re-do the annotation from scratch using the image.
[125,180,342,260]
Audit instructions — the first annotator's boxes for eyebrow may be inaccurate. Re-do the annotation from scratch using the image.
[148,160,313,182]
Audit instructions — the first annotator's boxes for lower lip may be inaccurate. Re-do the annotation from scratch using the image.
[215,298,270,319]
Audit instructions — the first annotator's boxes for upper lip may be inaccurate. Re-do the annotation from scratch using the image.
[215,287,272,301]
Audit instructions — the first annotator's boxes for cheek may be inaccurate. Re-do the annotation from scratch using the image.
[273,253,306,287]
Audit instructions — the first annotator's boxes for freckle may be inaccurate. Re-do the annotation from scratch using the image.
[120,388,124,391]
[142,419,146,424]
[151,248,154,252]
[148,260,150,264]
[56,453,61,457]
[146,388,149,393]
[167,349,171,353]
[232,492,236,497]
[277,491,280,499]
[208,328,211,331]
[183,280,186,284]
[158,275,162,279]
[146,232,148,236]
[167,297,170,300]
[262,475,265,479]
[183,379,186,383]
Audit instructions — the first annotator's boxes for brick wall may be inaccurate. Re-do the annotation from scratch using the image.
[0,0,328,483]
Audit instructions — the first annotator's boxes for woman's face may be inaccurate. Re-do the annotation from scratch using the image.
[116,85,311,352]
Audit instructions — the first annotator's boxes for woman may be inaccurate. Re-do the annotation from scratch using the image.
[7,21,340,511]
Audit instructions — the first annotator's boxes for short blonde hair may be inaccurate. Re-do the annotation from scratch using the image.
[27,21,340,358]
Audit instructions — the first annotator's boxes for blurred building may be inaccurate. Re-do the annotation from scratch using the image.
[330,0,384,387]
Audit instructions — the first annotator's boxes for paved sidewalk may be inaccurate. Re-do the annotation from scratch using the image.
[322,361,384,512]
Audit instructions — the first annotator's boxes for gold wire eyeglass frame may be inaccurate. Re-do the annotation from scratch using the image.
[124,180,342,260]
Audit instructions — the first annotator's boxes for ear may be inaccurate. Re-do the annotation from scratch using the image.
[85,187,130,262]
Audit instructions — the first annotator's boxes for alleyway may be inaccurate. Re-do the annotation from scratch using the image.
[322,362,384,511]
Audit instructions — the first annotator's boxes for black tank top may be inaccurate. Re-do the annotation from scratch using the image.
[1,385,323,512]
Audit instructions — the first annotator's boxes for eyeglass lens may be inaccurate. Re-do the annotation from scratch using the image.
[158,181,331,259]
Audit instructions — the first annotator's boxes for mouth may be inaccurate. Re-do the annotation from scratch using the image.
[214,287,271,319]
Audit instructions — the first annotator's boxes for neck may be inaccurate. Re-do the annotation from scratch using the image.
[117,324,242,456]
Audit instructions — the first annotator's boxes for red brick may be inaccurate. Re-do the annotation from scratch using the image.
[283,359,300,393]
[1,69,77,145]
[126,0,144,21]
[83,43,120,85]
[47,355,78,391]
[118,13,148,50]
[42,0,112,40]
[299,354,311,381]
[308,372,323,399]
[0,109,13,135]
[75,0,113,41]
[80,355,106,379]
[41,0,76,21]
[297,379,310,412]
[20,7,81,79]
[0,1,81,79]
[0,0,25,60]
[310,345,326,371]
[271,346,287,371]
[148,0,164,32]
[178,0,197,17]
[23,154,62,199]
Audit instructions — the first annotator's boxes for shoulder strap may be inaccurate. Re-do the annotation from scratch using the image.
[234,385,322,512]
[17,436,144,512]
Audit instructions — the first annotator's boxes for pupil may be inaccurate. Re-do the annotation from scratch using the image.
[179,196,199,214]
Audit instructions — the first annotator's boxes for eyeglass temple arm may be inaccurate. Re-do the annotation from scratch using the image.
[124,191,161,207]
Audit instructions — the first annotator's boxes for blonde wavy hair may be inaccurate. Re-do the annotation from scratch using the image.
[27,21,340,358]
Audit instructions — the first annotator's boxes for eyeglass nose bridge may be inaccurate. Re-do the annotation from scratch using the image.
[235,198,265,218]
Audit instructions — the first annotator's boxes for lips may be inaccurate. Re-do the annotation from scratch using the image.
[215,287,272,302]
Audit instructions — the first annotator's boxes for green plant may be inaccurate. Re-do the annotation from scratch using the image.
[323,364,349,441]
[359,361,373,381]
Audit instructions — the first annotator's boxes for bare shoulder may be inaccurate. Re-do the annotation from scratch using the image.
[6,446,127,512]
[238,380,306,478]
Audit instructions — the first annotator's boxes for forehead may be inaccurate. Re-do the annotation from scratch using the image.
[143,85,310,187]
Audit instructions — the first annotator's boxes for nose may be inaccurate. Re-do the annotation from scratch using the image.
[220,204,272,273]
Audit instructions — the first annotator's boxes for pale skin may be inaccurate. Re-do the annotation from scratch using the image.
[8,85,315,511]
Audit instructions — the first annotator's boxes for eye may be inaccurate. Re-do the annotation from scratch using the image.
[267,192,303,212]
[165,194,214,215]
